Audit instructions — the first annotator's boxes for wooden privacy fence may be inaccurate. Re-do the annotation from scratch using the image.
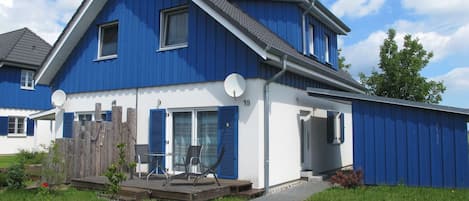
[49,104,137,183]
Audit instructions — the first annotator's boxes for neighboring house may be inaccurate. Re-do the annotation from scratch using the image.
[0,28,53,154]
[35,0,469,189]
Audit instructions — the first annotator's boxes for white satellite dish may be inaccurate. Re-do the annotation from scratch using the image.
[51,90,67,107]
[224,73,246,98]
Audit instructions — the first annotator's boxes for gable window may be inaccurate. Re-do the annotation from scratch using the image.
[8,117,25,135]
[20,70,34,90]
[98,22,118,59]
[324,34,330,63]
[160,6,189,50]
[308,24,315,56]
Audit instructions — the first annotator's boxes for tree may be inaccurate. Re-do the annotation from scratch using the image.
[338,48,351,72]
[359,29,446,104]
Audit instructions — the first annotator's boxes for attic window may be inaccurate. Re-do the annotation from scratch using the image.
[20,70,34,90]
[160,6,188,50]
[98,22,118,59]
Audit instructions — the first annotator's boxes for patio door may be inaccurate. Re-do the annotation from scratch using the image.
[172,110,218,172]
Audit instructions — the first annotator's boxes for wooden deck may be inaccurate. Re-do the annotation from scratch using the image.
[71,176,261,201]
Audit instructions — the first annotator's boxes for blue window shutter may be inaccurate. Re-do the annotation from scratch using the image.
[27,118,35,136]
[149,109,166,173]
[327,111,335,144]
[63,112,74,138]
[0,117,8,136]
[340,113,345,143]
[217,106,238,179]
[105,111,112,121]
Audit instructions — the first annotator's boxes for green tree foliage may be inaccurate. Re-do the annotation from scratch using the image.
[359,29,446,104]
[338,48,351,72]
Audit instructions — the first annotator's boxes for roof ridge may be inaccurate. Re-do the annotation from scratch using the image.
[2,28,27,61]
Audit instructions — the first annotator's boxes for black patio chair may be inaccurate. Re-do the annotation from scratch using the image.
[192,146,225,186]
[163,145,202,186]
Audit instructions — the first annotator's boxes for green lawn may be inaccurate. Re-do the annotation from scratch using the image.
[0,155,16,169]
[0,188,105,201]
[308,185,469,201]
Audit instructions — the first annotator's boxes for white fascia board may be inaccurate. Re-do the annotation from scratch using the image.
[192,0,268,60]
[36,0,108,85]
[266,52,364,94]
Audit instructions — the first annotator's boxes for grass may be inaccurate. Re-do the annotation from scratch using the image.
[0,155,16,169]
[308,185,469,201]
[0,188,105,201]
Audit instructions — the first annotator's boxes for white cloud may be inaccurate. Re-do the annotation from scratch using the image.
[431,67,469,108]
[402,0,469,16]
[0,0,81,44]
[342,31,387,76]
[331,0,386,18]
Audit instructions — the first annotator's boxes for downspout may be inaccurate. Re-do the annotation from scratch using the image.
[264,54,288,194]
[302,0,316,55]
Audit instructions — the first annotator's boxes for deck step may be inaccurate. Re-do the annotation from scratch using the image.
[118,187,149,201]
[237,189,265,199]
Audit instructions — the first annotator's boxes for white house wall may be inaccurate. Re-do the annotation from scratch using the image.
[0,108,54,154]
[62,80,265,188]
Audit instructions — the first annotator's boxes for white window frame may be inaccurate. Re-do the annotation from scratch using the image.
[324,34,330,64]
[8,116,26,136]
[76,112,94,122]
[159,5,189,51]
[20,70,35,90]
[308,24,315,56]
[97,21,119,60]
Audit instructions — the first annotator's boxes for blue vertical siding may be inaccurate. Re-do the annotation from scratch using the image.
[353,100,469,188]
[52,0,260,94]
[0,66,51,110]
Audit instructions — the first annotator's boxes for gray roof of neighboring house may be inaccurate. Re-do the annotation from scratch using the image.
[0,28,51,69]
[307,87,469,116]
[204,0,364,91]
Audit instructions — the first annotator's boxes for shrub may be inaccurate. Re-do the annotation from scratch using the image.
[16,150,46,165]
[0,172,7,187]
[330,170,363,188]
[6,163,26,189]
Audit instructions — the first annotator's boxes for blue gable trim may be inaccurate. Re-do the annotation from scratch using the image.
[0,66,51,110]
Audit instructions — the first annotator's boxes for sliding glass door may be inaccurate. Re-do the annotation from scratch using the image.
[172,110,218,172]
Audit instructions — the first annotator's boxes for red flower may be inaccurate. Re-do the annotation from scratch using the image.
[41,182,49,188]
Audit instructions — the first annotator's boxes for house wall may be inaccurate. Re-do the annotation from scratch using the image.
[51,0,260,94]
[0,108,54,154]
[0,66,51,110]
[233,0,339,69]
[268,83,353,186]
[353,100,469,188]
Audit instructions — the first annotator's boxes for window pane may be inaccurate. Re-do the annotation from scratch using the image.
[165,11,188,46]
[17,118,24,134]
[8,118,15,133]
[325,35,330,63]
[78,114,92,122]
[309,25,314,55]
[20,70,34,88]
[197,111,218,168]
[173,112,192,171]
[101,24,118,57]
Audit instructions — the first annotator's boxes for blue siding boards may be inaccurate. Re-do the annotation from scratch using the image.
[51,0,260,94]
[0,66,51,110]
[353,100,469,188]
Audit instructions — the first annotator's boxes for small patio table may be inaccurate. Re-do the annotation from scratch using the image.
[145,153,170,183]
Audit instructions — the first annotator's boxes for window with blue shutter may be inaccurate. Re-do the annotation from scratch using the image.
[27,118,35,136]
[327,111,345,144]
[217,106,238,179]
[0,117,8,136]
[63,112,74,138]
[149,109,166,173]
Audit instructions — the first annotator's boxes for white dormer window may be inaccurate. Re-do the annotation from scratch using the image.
[160,6,189,50]
[98,21,118,60]
[325,34,330,63]
[20,70,34,90]
[308,24,315,56]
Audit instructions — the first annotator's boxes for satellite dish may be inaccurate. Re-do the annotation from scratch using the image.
[224,73,246,98]
[51,90,67,107]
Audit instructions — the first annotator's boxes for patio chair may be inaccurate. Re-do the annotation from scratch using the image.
[163,145,202,186]
[135,144,149,179]
[193,146,225,186]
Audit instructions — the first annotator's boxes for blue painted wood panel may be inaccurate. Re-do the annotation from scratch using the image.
[51,0,260,94]
[149,109,166,173]
[0,66,51,110]
[26,118,34,136]
[0,116,8,135]
[63,112,74,138]
[217,106,239,179]
[353,100,469,188]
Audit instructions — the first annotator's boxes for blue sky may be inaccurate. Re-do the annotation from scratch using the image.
[0,0,467,108]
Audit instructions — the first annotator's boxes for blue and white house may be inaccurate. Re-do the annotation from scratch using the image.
[0,28,53,154]
[36,0,469,189]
